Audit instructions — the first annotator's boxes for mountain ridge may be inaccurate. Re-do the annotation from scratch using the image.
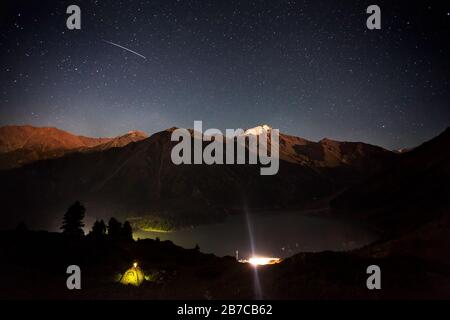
[0,125,148,169]
[0,124,398,230]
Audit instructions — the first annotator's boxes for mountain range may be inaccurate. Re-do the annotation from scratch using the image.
[0,125,148,170]
[0,124,448,235]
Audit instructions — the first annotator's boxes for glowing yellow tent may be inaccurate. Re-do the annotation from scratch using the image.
[119,263,145,286]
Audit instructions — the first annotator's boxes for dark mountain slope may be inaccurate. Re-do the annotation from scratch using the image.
[331,127,450,234]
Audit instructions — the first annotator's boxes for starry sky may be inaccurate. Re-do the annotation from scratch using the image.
[0,0,449,150]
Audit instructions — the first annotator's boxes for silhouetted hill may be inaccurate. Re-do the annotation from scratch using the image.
[1,229,448,299]
[331,127,450,234]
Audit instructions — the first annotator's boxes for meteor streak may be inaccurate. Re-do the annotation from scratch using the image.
[102,39,146,60]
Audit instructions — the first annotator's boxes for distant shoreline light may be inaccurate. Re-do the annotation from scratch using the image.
[240,256,282,266]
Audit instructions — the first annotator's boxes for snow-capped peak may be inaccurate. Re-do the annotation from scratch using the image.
[126,130,147,138]
[244,124,272,136]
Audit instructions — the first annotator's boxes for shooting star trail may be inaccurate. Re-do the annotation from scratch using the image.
[102,40,146,60]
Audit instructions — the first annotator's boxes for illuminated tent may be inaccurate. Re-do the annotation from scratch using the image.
[119,263,145,286]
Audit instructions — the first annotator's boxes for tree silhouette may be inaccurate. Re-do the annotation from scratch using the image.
[89,219,106,239]
[61,201,85,237]
[108,217,122,240]
[121,221,133,241]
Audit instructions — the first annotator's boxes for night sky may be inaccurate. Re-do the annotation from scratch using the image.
[0,0,449,150]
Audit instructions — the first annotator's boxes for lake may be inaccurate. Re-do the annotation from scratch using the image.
[133,211,378,258]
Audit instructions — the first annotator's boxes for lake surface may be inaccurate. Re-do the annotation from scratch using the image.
[134,211,377,258]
